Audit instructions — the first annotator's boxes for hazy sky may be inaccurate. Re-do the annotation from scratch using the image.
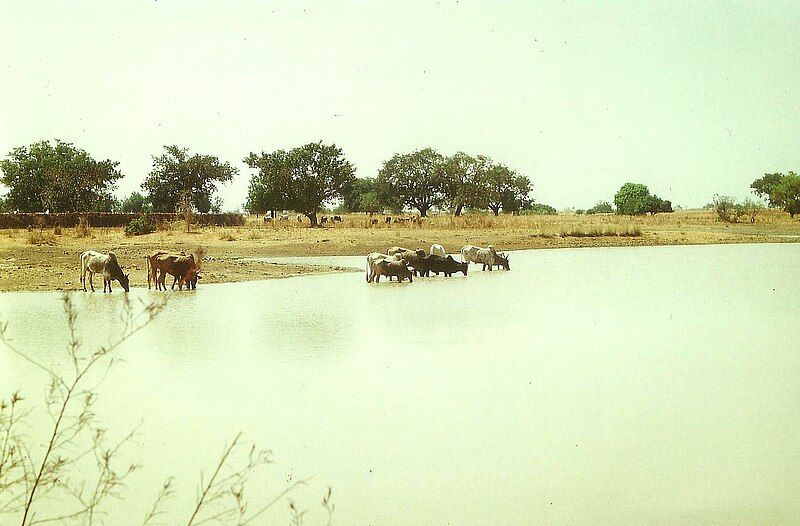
[2,1,799,210]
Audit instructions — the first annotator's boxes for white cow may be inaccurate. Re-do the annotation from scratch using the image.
[460,244,509,271]
[430,244,446,257]
[80,250,130,293]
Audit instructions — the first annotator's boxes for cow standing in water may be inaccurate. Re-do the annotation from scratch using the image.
[80,251,130,293]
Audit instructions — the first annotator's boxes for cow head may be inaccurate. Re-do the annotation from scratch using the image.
[119,272,130,292]
[496,253,510,270]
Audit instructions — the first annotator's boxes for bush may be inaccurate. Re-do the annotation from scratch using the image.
[586,201,614,214]
[75,215,91,238]
[521,203,557,215]
[712,195,738,223]
[27,229,57,245]
[124,216,156,236]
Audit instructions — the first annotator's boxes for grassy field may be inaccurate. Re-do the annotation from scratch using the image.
[1,209,798,292]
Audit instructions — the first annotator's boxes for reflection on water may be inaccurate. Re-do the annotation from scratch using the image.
[1,244,799,525]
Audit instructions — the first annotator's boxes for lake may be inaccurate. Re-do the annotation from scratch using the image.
[1,243,799,525]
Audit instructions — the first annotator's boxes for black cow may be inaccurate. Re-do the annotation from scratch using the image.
[418,255,469,277]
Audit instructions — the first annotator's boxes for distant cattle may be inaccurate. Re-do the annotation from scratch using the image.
[369,259,413,283]
[430,244,446,257]
[418,255,468,277]
[321,216,328,225]
[370,218,379,226]
[279,212,290,221]
[296,214,303,222]
[263,216,272,223]
[80,250,130,293]
[332,215,343,222]
[384,216,392,224]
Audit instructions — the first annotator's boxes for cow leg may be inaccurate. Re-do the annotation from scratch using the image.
[88,271,95,292]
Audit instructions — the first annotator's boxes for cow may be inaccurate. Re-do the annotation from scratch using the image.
[384,216,392,224]
[80,250,130,293]
[279,212,290,221]
[365,252,401,282]
[491,252,511,271]
[296,214,303,222]
[369,259,413,283]
[152,253,201,290]
[333,215,343,222]
[370,218,379,226]
[468,247,510,271]
[418,255,468,277]
[146,251,193,289]
[387,247,426,275]
[460,244,484,264]
[430,244,446,257]
[263,216,272,223]
[321,216,328,225]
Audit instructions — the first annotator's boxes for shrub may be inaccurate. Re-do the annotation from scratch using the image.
[27,229,57,245]
[586,201,614,214]
[75,216,91,238]
[124,215,156,236]
[712,195,738,223]
[521,203,557,215]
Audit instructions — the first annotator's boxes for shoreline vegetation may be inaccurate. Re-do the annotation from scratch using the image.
[1,209,798,292]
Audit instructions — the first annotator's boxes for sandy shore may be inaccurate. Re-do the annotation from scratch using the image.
[1,210,798,292]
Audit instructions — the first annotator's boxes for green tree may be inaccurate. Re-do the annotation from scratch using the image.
[586,201,614,214]
[473,162,530,216]
[118,191,151,213]
[245,142,356,226]
[751,173,784,207]
[341,177,381,213]
[440,152,488,216]
[645,194,673,214]
[499,174,533,213]
[143,145,236,213]
[772,172,800,218]
[376,148,445,217]
[614,183,653,216]
[0,139,122,212]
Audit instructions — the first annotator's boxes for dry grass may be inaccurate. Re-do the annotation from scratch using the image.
[26,229,58,245]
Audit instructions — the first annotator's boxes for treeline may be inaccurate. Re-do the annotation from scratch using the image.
[0,139,539,226]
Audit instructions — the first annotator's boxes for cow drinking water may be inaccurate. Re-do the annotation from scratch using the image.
[80,250,130,293]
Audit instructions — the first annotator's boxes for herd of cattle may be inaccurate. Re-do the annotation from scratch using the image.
[76,243,509,293]
[79,249,201,293]
[366,244,510,283]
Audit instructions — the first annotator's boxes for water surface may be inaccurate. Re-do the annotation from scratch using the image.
[1,244,799,525]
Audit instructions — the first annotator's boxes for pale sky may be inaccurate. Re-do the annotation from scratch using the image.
[1,1,799,210]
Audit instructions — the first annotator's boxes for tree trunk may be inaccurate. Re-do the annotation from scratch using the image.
[305,212,318,227]
[490,206,500,216]
[454,204,464,216]
[418,206,429,217]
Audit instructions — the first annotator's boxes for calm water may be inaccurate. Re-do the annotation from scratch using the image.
[1,244,799,525]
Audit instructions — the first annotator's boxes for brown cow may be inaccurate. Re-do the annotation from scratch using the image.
[387,247,426,276]
[370,259,413,283]
[150,252,201,290]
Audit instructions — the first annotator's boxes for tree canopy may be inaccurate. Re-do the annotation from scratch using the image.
[142,146,236,213]
[340,177,381,213]
[750,173,784,207]
[0,139,121,212]
[245,142,356,225]
[376,148,446,217]
[614,183,671,215]
[771,173,800,217]
[476,162,531,215]
[118,191,151,214]
[439,152,487,216]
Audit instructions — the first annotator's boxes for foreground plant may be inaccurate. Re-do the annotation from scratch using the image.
[0,294,329,525]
